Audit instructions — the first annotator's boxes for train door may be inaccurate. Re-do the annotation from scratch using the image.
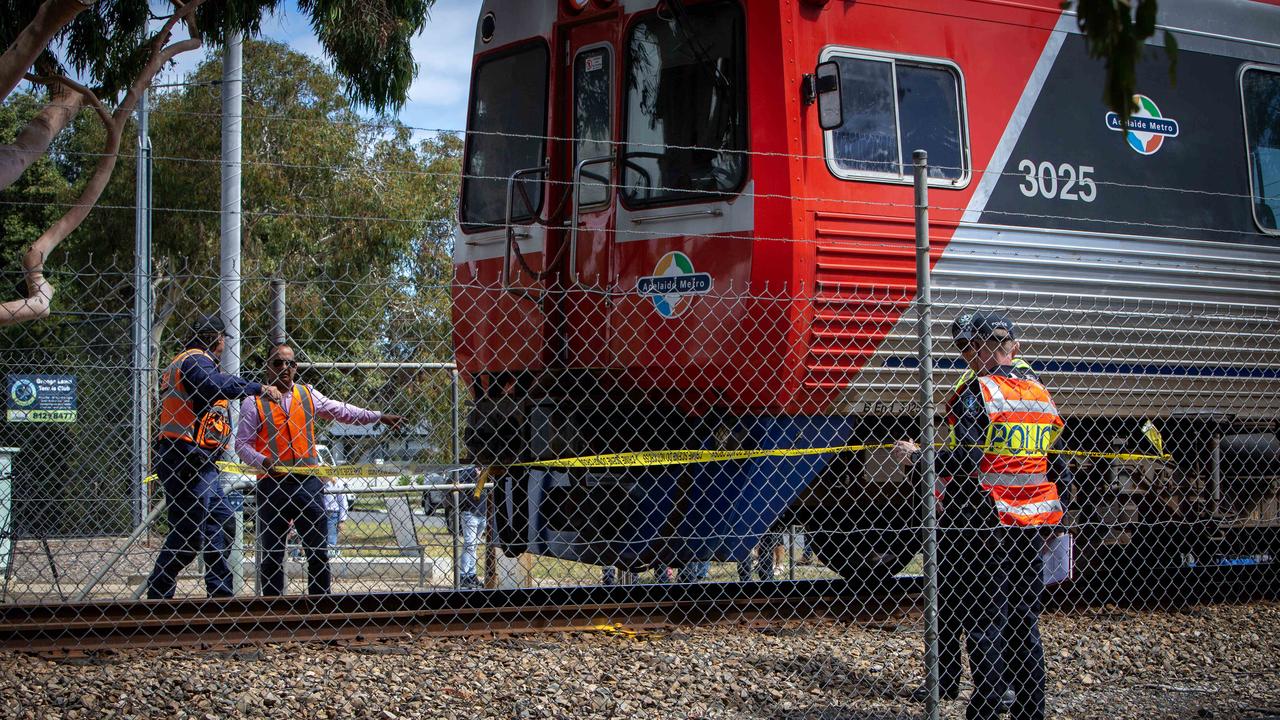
[558,20,618,368]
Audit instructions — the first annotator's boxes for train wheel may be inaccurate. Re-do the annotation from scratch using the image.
[803,479,920,585]
[805,526,917,586]
[798,449,921,585]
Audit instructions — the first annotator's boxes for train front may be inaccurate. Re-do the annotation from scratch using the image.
[450,1,878,580]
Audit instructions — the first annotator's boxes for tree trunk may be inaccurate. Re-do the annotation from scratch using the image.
[151,269,184,368]
[0,82,84,191]
[0,0,205,327]
[0,0,95,104]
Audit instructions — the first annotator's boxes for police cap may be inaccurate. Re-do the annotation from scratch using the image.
[192,314,232,340]
[951,311,1016,342]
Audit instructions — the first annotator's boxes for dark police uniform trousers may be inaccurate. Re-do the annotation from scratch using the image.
[936,481,1016,700]
[145,438,235,599]
[257,473,331,596]
[941,478,1047,720]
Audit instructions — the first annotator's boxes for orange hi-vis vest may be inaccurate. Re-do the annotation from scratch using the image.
[934,359,1040,507]
[157,349,232,450]
[973,374,1065,527]
[253,384,320,476]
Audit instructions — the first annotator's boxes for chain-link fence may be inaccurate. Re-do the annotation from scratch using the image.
[1,176,1277,720]
[2,255,1276,599]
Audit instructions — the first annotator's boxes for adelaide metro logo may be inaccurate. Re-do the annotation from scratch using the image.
[1105,94,1179,155]
[637,251,712,319]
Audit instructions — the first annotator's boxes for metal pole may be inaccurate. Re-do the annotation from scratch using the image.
[270,278,286,345]
[220,33,244,377]
[132,91,153,528]
[788,525,796,581]
[221,31,246,593]
[451,369,461,463]
[913,149,941,720]
[450,489,461,589]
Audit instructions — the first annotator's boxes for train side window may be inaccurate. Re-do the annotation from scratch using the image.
[621,1,747,206]
[1242,66,1280,234]
[822,50,969,186]
[460,42,550,231]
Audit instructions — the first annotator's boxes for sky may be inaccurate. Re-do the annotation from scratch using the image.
[154,0,483,136]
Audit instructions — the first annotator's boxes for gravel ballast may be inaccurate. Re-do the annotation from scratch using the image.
[1,602,1276,719]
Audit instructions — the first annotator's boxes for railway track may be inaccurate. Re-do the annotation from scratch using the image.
[1,563,1273,656]
[0,578,921,655]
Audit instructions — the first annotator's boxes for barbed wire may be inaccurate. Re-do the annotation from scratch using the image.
[3,148,1278,247]
[5,102,1274,206]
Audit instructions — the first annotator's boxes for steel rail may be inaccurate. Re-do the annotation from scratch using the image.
[1,564,1273,656]
[0,578,921,655]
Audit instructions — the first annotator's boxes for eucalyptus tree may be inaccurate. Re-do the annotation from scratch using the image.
[0,0,435,325]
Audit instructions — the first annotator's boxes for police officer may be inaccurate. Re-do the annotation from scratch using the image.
[894,311,1068,720]
[911,318,1037,708]
[145,316,282,599]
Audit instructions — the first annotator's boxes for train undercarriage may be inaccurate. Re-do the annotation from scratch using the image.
[465,372,1280,586]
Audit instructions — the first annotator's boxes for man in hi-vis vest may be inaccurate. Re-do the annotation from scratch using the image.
[893,312,1067,720]
[235,343,404,596]
[146,316,283,599]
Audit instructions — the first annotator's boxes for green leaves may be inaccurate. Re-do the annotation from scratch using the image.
[1067,0,1176,124]
[296,0,433,114]
[2,0,434,111]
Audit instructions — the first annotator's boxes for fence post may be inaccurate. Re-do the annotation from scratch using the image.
[270,279,287,345]
[451,368,461,464]
[450,489,462,589]
[132,91,153,529]
[913,149,942,720]
[0,447,17,583]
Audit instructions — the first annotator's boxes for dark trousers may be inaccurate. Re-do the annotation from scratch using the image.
[146,442,234,599]
[258,475,330,596]
[941,488,1046,720]
[937,538,1018,696]
[1002,526,1047,720]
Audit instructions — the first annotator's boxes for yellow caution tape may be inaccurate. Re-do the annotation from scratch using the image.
[145,461,468,484]
[587,622,662,640]
[513,443,1170,469]
[142,443,1169,485]
[1142,420,1166,457]
[473,466,491,499]
[516,444,896,469]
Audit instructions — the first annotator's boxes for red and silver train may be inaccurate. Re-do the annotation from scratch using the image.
[453,0,1280,582]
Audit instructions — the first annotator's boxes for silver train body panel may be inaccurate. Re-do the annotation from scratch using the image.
[843,7,1280,421]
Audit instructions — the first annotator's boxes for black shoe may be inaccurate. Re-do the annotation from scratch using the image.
[999,688,1016,714]
[911,684,959,702]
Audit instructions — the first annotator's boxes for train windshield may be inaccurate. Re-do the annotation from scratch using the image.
[622,1,746,205]
[460,43,550,230]
[1243,67,1280,232]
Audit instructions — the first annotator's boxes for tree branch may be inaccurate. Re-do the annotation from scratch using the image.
[25,72,110,126]
[113,0,206,124]
[0,0,96,104]
[0,0,208,327]
[0,82,83,191]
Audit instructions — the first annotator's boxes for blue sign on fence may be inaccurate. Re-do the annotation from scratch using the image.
[6,374,77,423]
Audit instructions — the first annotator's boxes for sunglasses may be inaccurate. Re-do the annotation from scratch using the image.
[270,358,298,369]
[955,336,1013,352]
